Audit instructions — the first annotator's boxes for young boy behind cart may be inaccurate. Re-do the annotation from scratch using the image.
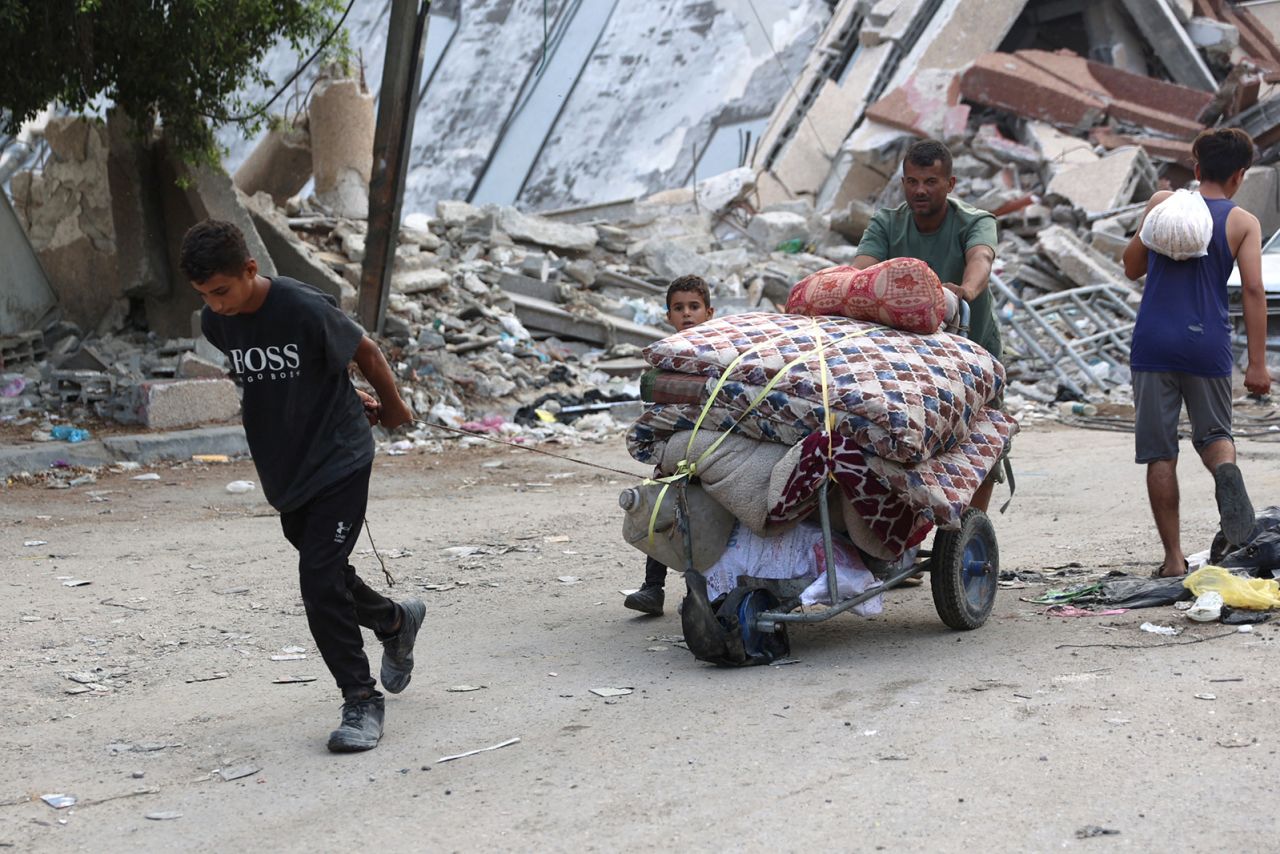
[624,275,715,616]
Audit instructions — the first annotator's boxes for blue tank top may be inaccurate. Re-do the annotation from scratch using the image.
[1129,197,1236,377]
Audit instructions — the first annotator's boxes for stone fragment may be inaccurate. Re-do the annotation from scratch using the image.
[1037,224,1137,293]
[494,207,597,253]
[176,352,227,379]
[392,268,451,294]
[746,211,809,250]
[233,119,312,206]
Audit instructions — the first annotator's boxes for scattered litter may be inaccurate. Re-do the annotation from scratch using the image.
[185,672,229,683]
[1139,622,1180,636]
[281,646,306,654]
[40,794,76,809]
[216,587,250,595]
[437,737,521,764]
[1076,826,1120,839]
[50,425,90,443]
[20,615,41,622]
[862,730,878,737]
[1238,625,1255,633]
[192,454,230,463]
[1217,735,1257,748]
[544,535,572,543]
[1209,677,1243,683]
[225,480,256,494]
[1044,605,1129,617]
[446,685,485,693]
[131,473,161,481]
[1194,693,1216,700]
[215,765,260,782]
[645,646,667,652]
[1187,591,1224,623]
[62,579,91,587]
[23,540,48,547]
[768,658,802,666]
[557,576,580,584]
[589,687,633,698]
[270,654,306,661]
[272,676,316,684]
[876,754,909,761]
[145,811,183,821]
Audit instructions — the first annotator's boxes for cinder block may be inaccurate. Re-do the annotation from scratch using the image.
[137,378,240,429]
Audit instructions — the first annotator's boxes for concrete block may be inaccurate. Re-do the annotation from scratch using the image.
[693,167,756,213]
[1116,0,1216,91]
[391,268,451,294]
[494,207,598,253]
[1018,50,1212,125]
[1089,127,1194,169]
[961,53,1106,132]
[135,378,240,429]
[746,211,810,250]
[634,240,711,281]
[233,121,312,206]
[1047,147,1157,215]
[309,78,375,218]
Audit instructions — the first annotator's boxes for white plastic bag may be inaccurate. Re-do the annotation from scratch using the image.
[1140,189,1213,261]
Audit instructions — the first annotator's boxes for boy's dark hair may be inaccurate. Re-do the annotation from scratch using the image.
[1193,128,1254,183]
[180,219,251,283]
[666,275,711,309]
[904,138,953,176]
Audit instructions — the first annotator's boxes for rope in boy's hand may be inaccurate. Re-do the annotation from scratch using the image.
[363,519,396,588]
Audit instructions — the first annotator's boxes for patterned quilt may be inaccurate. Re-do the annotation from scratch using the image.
[642,312,1002,464]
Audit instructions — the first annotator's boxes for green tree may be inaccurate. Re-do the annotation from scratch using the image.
[0,0,345,163]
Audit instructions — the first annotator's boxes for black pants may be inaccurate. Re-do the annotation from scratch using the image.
[279,463,398,698]
[644,556,667,587]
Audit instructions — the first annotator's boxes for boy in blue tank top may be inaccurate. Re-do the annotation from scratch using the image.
[1123,128,1272,578]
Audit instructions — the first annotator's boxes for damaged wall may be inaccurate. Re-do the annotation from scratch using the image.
[220,0,827,215]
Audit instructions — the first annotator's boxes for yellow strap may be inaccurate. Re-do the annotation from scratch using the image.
[644,319,875,544]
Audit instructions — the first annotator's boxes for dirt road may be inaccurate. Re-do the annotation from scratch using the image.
[3,424,1279,851]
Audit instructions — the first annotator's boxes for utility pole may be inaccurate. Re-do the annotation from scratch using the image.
[359,0,430,334]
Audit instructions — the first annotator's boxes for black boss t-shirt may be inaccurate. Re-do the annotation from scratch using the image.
[201,277,374,512]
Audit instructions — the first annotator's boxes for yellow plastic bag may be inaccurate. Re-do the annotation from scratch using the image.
[1183,565,1280,610]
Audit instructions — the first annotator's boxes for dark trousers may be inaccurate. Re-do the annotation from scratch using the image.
[279,463,398,697]
[644,556,667,587]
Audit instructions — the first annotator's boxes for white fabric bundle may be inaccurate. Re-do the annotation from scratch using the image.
[1140,189,1213,261]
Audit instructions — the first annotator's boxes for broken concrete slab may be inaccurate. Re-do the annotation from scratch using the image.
[1037,224,1139,293]
[0,192,56,336]
[1187,16,1240,62]
[1116,0,1216,91]
[1232,164,1280,240]
[960,53,1106,132]
[1090,127,1194,169]
[633,241,711,281]
[11,116,124,334]
[243,191,356,312]
[693,167,756,213]
[505,291,664,350]
[132,378,241,429]
[176,352,228,379]
[436,200,482,227]
[495,207,598,253]
[233,120,312,206]
[1022,121,1099,179]
[99,426,249,467]
[863,69,969,142]
[1046,147,1157,216]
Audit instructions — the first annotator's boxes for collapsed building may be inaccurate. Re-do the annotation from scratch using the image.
[4,0,1280,451]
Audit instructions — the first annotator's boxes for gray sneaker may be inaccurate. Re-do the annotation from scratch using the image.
[380,599,425,694]
[327,693,385,753]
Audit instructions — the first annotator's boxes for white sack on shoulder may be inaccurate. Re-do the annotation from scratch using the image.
[1139,189,1212,261]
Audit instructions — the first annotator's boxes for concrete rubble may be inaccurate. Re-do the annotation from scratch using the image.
[9,0,1280,474]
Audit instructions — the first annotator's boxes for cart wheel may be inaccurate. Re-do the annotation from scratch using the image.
[930,508,998,630]
[719,587,790,665]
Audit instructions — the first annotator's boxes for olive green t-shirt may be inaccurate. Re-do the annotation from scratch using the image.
[857,198,1001,361]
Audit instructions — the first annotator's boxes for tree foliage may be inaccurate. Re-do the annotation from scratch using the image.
[0,0,343,162]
